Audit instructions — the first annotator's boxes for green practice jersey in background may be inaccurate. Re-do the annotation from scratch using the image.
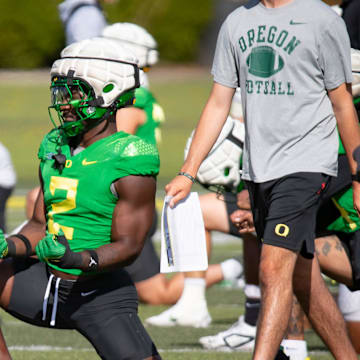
[134,87,165,145]
[326,136,360,233]
[38,129,160,275]
[327,185,360,233]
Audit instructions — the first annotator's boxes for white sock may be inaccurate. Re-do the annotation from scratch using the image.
[281,339,308,360]
[177,278,206,307]
[220,258,243,281]
[244,284,261,299]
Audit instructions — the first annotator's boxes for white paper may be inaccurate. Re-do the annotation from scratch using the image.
[160,192,208,273]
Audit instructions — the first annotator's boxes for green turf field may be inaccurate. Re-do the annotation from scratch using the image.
[0,67,212,190]
[0,68,350,359]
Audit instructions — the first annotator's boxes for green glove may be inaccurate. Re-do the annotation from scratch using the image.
[36,230,83,268]
[0,230,8,258]
[36,231,65,263]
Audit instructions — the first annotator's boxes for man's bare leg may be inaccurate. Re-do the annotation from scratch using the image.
[0,330,11,360]
[285,296,305,341]
[293,255,357,359]
[135,258,227,305]
[253,245,298,359]
[316,235,353,287]
[279,295,310,359]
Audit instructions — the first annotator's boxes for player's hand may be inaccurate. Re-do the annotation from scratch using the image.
[36,231,65,263]
[165,174,194,208]
[36,230,82,268]
[230,209,255,234]
[0,230,8,258]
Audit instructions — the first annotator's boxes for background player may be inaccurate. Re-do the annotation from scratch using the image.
[146,90,260,331]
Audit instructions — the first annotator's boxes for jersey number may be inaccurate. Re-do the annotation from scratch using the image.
[48,176,79,239]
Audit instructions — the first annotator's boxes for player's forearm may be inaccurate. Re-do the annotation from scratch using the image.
[6,219,46,257]
[181,84,234,176]
[330,83,360,175]
[78,238,143,271]
[336,106,360,174]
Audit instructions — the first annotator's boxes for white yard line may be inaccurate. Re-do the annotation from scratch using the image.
[7,345,331,355]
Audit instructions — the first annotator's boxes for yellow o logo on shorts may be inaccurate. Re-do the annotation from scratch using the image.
[65,160,72,168]
[275,224,290,237]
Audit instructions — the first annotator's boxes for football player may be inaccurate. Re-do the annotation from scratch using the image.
[0,37,161,359]
[18,27,242,308]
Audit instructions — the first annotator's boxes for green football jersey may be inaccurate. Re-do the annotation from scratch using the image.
[326,135,359,233]
[134,87,165,145]
[38,129,160,275]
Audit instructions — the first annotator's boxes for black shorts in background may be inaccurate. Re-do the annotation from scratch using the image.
[246,172,330,258]
[224,192,242,237]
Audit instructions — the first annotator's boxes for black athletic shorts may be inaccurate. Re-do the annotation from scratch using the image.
[124,210,160,283]
[246,172,330,258]
[224,192,242,237]
[0,185,13,233]
[8,258,159,360]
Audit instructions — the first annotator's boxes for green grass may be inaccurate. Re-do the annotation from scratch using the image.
[0,68,212,189]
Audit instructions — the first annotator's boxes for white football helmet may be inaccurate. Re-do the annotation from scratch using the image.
[52,37,139,107]
[102,22,158,69]
[184,116,245,190]
[352,48,360,99]
[49,37,140,137]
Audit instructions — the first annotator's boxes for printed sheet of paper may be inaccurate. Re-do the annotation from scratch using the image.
[160,192,208,273]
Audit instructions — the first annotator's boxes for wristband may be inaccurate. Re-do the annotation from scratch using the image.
[85,249,99,271]
[178,171,196,183]
[10,234,32,257]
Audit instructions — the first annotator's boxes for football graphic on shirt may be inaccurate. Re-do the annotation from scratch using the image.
[246,46,284,78]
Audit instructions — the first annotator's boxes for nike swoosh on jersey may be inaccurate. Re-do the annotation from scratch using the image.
[82,159,98,166]
[80,290,97,297]
[289,20,306,25]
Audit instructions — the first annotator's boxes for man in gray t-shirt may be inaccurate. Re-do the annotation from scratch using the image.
[165,0,360,359]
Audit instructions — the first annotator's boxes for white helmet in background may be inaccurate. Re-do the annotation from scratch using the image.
[102,22,158,69]
[352,48,360,99]
[184,116,245,190]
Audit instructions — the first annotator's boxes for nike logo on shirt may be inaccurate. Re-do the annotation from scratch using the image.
[82,159,97,166]
[289,20,306,25]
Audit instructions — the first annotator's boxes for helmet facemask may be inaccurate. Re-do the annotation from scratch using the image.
[48,76,135,138]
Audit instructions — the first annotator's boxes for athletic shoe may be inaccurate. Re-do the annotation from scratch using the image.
[219,273,246,289]
[199,315,256,352]
[145,301,212,328]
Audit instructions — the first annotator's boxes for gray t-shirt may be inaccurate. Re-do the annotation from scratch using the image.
[212,0,353,182]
